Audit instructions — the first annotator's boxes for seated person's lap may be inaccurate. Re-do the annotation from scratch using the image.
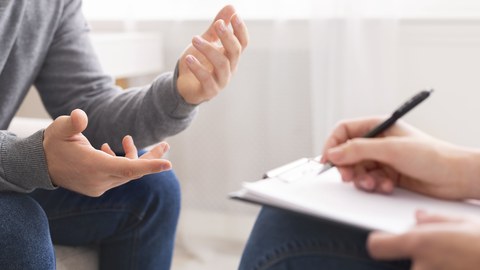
[240,207,411,270]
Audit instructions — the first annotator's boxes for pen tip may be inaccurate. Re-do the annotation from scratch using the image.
[317,162,333,175]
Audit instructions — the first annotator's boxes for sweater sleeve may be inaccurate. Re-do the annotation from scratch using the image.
[34,0,198,151]
[0,130,55,193]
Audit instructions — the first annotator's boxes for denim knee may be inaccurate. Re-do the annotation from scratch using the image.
[130,170,181,223]
[0,192,55,270]
[97,170,182,269]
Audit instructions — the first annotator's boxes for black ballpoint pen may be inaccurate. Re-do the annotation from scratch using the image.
[318,89,434,175]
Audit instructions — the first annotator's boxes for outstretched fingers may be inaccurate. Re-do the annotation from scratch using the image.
[122,135,138,159]
[101,143,116,156]
[102,155,171,180]
[96,138,172,180]
[140,142,170,160]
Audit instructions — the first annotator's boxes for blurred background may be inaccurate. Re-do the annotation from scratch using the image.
[15,0,480,268]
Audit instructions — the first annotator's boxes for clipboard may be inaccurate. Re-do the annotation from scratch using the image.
[230,158,480,234]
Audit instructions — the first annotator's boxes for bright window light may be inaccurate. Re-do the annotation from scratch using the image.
[82,0,313,20]
[82,0,480,20]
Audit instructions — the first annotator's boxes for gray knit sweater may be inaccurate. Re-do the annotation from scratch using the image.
[0,0,198,192]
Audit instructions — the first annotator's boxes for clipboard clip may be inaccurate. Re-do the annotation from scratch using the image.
[263,157,325,183]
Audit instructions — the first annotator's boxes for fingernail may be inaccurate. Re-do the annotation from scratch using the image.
[234,15,243,26]
[123,135,132,143]
[193,36,203,47]
[162,143,170,153]
[361,179,373,190]
[416,209,428,219]
[217,20,227,33]
[186,55,195,65]
[162,163,171,170]
[381,181,393,193]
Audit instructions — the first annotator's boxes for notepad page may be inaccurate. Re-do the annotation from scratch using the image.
[242,168,480,234]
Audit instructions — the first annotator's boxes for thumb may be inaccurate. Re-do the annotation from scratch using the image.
[202,5,236,41]
[53,109,88,138]
[367,231,413,260]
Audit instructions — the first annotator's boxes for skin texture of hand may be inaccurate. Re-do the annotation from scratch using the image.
[321,117,480,200]
[43,109,172,197]
[368,211,480,270]
[176,5,249,105]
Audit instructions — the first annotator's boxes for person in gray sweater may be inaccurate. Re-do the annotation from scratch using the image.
[0,1,248,269]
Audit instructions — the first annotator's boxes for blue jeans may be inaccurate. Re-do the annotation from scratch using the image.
[239,207,412,270]
[0,170,181,270]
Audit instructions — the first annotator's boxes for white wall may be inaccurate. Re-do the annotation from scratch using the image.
[398,20,480,147]
[82,0,480,20]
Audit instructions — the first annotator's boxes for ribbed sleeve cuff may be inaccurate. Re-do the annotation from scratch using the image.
[0,130,55,192]
[155,62,198,119]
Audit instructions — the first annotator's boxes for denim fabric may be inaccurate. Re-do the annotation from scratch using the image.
[239,207,411,270]
[0,169,181,270]
[0,193,55,270]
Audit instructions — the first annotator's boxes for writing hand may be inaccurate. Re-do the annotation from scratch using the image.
[321,117,480,200]
[43,109,172,197]
[176,5,249,104]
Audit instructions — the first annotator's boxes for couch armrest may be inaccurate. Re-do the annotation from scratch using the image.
[8,117,52,138]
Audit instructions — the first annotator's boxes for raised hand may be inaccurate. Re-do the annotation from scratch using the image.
[176,5,249,105]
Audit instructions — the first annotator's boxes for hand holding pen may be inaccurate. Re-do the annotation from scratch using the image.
[315,90,480,197]
[319,89,433,175]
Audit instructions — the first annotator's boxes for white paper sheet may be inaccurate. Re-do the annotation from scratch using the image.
[234,164,480,234]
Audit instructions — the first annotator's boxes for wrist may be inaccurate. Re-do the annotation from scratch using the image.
[452,147,480,200]
[152,65,198,119]
[174,60,204,105]
[176,82,203,105]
